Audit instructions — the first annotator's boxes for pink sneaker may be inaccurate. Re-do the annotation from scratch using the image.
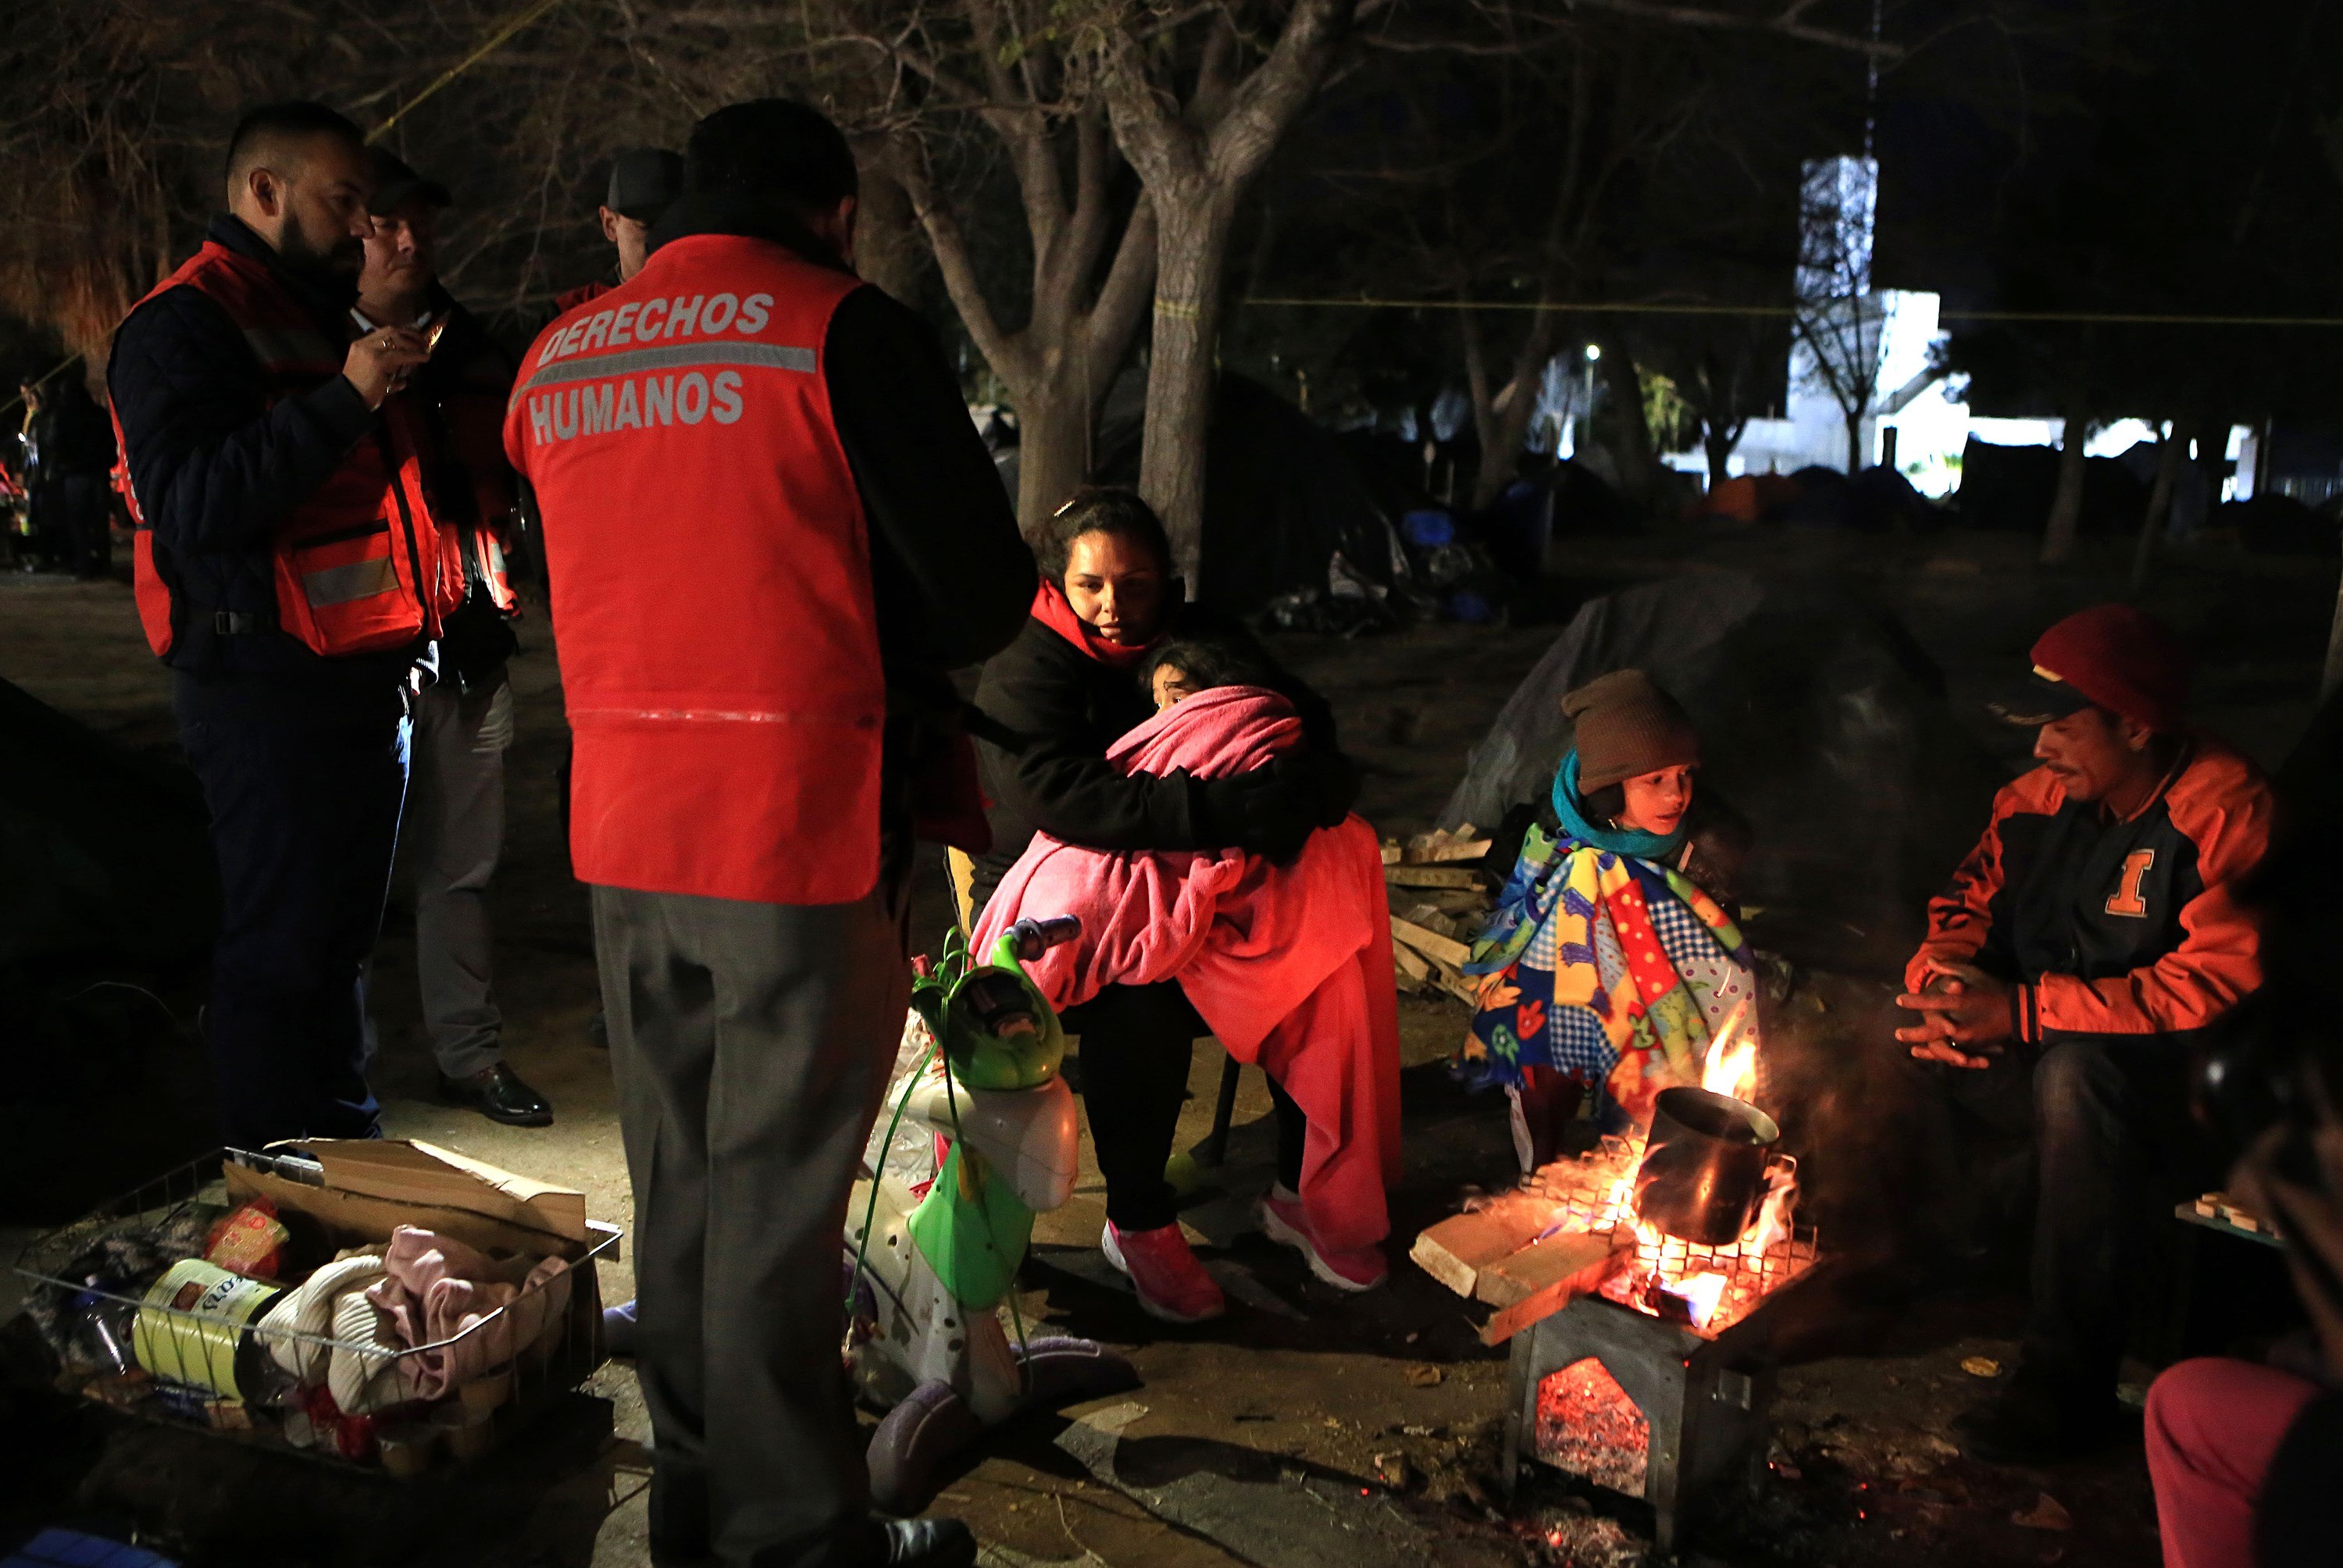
[1100,1221,1225,1323]
[1259,1188,1388,1292]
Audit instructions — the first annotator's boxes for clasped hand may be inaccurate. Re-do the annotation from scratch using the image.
[1893,960,2014,1070]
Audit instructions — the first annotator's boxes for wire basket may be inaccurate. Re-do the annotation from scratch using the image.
[16,1146,621,1466]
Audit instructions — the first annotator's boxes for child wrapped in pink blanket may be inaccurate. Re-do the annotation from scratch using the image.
[973,682,1402,1261]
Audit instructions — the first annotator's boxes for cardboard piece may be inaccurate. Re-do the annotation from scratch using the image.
[301,1139,587,1244]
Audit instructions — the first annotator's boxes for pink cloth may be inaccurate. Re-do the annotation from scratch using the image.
[2145,1356,2320,1568]
[365,1225,572,1399]
[974,685,1402,1253]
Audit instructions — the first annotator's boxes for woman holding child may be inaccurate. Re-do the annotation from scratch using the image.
[970,490,1399,1322]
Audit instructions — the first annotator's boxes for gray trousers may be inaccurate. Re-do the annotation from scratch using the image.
[594,880,907,1568]
[407,673,512,1078]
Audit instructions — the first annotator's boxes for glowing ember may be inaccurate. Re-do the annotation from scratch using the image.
[1534,1357,1648,1494]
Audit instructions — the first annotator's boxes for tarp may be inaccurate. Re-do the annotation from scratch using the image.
[0,675,216,976]
[1439,574,2006,971]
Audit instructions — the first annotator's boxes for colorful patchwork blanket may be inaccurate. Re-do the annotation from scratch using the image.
[1460,822,1753,1116]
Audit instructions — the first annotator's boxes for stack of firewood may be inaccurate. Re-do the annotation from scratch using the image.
[1384,825,1494,1006]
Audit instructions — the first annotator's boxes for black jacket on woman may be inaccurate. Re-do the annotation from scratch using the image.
[968,604,1351,914]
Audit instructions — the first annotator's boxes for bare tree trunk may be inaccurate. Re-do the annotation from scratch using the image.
[1098,0,1350,589]
[1138,196,1236,581]
[1599,337,1660,513]
[1844,407,1866,472]
[1015,370,1094,534]
[1704,420,1744,488]
[2042,397,2092,565]
[2324,543,2343,699]
[2131,415,2191,592]
[851,156,925,306]
[1465,304,1560,510]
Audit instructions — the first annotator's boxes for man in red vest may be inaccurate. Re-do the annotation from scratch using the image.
[505,101,1032,1568]
[109,102,439,1149]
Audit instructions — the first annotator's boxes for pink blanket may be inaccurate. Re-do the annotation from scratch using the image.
[365,1226,572,1399]
[974,686,1402,1253]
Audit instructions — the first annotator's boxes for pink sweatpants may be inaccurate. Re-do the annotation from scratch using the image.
[2145,1357,2320,1568]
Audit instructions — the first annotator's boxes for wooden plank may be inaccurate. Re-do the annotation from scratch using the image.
[1478,1234,1626,1345]
[1385,864,1481,889]
[1380,841,1403,865]
[1389,939,1432,985]
[1475,1229,1617,1307]
[1407,1193,1557,1298]
[1392,918,1471,970]
[1420,838,1494,864]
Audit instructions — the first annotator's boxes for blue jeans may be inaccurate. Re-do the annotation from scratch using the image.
[177,672,409,1148]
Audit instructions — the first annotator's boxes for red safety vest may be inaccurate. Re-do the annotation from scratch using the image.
[112,241,461,660]
[503,233,885,906]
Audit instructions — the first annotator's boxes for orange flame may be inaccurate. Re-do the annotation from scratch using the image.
[1699,997,1758,1103]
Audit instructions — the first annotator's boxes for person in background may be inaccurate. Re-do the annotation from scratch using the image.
[970,488,1359,1322]
[555,146,683,312]
[25,375,117,578]
[506,99,1031,1568]
[108,102,447,1149]
[354,150,551,1128]
[1891,604,2274,1464]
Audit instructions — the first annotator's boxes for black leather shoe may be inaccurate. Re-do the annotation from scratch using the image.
[437,1063,555,1127]
[880,1517,976,1568]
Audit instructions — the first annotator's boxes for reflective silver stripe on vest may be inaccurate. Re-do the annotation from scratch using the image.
[304,556,399,608]
[519,341,815,397]
[244,327,344,367]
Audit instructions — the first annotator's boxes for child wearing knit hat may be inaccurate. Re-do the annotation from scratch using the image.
[1460,665,1757,1160]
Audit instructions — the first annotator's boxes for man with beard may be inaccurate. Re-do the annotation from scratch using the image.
[352,151,552,1128]
[109,102,451,1148]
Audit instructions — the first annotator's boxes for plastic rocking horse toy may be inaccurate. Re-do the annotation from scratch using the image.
[846,914,1139,1513]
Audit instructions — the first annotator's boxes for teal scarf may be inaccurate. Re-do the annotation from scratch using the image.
[1550,750,1687,862]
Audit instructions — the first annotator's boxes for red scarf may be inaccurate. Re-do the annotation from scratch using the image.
[1030,579,1158,669]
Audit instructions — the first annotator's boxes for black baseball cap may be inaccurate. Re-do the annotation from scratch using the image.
[607,148,685,223]
[366,149,451,216]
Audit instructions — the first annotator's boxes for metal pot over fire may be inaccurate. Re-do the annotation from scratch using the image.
[1632,1086,1785,1245]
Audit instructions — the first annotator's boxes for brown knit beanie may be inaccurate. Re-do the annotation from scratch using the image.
[1562,668,1700,792]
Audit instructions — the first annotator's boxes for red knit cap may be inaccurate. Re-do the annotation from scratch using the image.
[2027,604,2192,734]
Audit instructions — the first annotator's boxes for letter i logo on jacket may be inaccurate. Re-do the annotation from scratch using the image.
[2106,849,2155,917]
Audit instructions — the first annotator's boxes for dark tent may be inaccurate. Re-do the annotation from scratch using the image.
[1085,372,1406,615]
[1439,574,2006,971]
[1,676,216,984]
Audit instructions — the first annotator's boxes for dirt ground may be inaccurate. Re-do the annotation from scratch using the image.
[0,518,2329,1567]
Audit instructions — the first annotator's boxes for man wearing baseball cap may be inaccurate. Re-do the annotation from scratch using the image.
[555,147,684,312]
[1891,604,2274,1463]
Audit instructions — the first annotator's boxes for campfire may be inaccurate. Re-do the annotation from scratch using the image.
[1410,1006,1828,1555]
[1518,1007,1817,1338]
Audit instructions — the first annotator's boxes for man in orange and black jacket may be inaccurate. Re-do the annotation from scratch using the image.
[1890,604,2273,1465]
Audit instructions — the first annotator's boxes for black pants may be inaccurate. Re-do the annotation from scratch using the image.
[54,475,109,578]
[1064,981,1305,1231]
[1900,1033,2205,1398]
[176,673,408,1149]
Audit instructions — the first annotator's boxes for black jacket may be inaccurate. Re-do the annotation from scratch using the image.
[108,215,411,695]
[968,604,1350,912]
